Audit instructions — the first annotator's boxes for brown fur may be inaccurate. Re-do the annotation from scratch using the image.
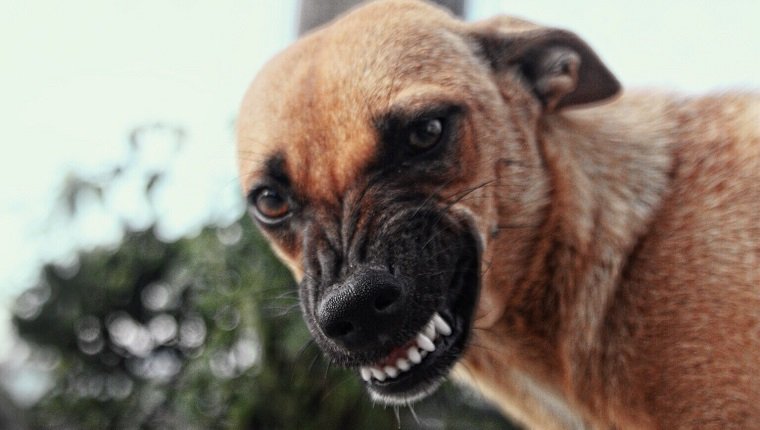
[237,1,760,428]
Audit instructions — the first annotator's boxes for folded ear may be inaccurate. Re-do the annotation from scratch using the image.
[470,16,621,112]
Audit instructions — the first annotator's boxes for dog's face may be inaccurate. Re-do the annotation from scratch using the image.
[237,0,618,404]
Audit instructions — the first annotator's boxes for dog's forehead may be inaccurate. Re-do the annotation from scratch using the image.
[237,0,479,200]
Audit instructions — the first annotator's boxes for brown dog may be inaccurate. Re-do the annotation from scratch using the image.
[236,1,759,428]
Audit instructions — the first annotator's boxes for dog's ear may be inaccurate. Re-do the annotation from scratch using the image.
[470,16,621,112]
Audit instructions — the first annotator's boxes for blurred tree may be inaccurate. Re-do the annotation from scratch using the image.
[16,215,399,429]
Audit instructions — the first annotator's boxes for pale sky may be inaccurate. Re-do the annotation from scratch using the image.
[0,0,758,402]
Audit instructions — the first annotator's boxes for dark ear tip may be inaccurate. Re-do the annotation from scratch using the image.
[597,71,623,101]
[555,62,622,110]
[608,78,623,100]
[470,18,622,110]
[603,68,623,97]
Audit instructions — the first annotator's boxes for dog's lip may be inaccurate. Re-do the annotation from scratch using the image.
[357,244,480,401]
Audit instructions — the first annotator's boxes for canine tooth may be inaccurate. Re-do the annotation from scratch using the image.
[360,367,372,381]
[423,320,436,340]
[408,346,422,364]
[433,313,452,336]
[384,366,399,378]
[396,358,410,371]
[417,333,436,352]
[370,367,386,381]
[420,350,428,358]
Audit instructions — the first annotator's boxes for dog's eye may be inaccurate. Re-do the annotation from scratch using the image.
[408,118,444,150]
[250,187,291,224]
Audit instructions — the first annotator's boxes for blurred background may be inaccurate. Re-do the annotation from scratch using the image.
[1,0,757,428]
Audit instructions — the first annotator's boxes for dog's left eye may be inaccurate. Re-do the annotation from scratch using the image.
[407,118,444,150]
[249,187,291,225]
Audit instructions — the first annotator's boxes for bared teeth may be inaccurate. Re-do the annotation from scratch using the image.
[358,312,454,382]
[423,320,436,340]
[396,358,410,372]
[370,367,386,381]
[432,313,452,336]
[360,367,372,381]
[384,366,399,378]
[407,346,422,364]
[417,333,436,352]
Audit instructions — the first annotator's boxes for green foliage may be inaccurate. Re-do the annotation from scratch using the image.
[14,217,402,429]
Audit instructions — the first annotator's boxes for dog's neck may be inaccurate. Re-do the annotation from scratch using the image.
[496,94,677,351]
[539,98,676,346]
[460,94,677,427]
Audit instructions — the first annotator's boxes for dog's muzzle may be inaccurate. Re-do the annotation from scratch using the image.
[302,205,481,404]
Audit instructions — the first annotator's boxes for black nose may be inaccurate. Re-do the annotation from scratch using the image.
[316,268,406,349]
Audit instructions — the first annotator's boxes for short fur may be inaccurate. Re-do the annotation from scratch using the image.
[237,1,760,428]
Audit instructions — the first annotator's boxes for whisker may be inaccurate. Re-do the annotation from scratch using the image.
[323,358,333,382]
[407,401,420,425]
[307,347,322,375]
[262,302,301,318]
[294,338,317,364]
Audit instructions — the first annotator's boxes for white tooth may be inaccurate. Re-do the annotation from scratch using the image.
[370,367,386,381]
[424,320,436,340]
[433,313,452,336]
[396,358,410,371]
[408,346,422,364]
[360,367,372,381]
[417,333,436,352]
[384,366,399,378]
[420,350,428,358]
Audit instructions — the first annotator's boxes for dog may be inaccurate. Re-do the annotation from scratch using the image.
[236,1,759,428]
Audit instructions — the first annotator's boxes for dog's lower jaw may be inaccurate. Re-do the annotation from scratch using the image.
[368,376,446,406]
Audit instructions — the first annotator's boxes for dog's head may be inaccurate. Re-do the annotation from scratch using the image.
[237,0,619,404]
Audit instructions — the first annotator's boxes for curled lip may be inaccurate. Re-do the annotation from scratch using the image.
[360,245,480,404]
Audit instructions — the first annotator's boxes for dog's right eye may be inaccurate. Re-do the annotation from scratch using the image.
[249,187,291,225]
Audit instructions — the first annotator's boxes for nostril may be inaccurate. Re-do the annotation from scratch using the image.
[325,320,354,338]
[317,269,406,346]
[373,286,401,312]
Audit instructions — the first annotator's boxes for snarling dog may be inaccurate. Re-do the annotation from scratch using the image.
[236,0,759,428]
